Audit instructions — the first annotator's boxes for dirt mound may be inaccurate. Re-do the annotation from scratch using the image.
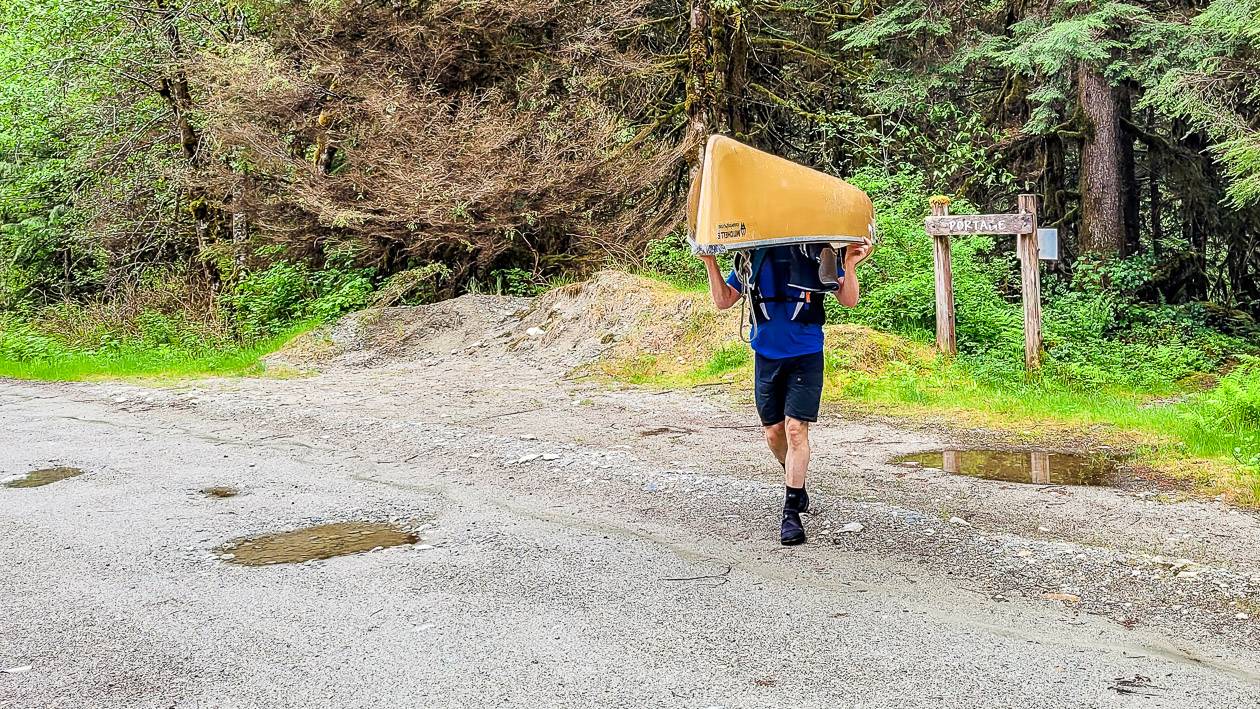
[509,270,739,368]
[269,271,706,371]
[268,270,931,378]
[267,294,529,370]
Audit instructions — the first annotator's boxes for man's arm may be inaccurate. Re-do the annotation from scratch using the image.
[699,254,741,310]
[835,239,872,308]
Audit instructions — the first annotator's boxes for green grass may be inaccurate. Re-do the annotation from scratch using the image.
[834,362,1213,449]
[628,267,707,294]
[698,341,750,377]
[0,326,310,381]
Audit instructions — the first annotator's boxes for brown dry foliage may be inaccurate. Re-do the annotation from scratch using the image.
[193,0,685,287]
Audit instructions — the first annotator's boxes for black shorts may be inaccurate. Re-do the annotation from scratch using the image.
[754,351,824,426]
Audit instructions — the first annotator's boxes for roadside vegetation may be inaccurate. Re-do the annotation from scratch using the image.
[0,321,297,381]
[0,261,379,380]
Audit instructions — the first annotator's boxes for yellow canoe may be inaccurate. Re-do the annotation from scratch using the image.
[688,135,875,254]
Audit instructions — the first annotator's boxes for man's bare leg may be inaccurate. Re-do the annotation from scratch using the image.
[763,422,787,467]
[784,417,810,489]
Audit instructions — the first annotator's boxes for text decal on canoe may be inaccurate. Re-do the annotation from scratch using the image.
[924,213,1034,236]
[716,222,747,240]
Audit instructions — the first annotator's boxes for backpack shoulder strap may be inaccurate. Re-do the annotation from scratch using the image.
[746,248,769,294]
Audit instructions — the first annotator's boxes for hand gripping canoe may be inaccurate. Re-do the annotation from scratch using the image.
[687,135,876,255]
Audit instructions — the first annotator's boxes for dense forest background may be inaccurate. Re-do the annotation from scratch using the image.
[2,0,1259,385]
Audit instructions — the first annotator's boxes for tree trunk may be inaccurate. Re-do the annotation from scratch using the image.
[1226,234,1258,309]
[684,0,749,173]
[230,180,249,269]
[314,111,337,173]
[1041,136,1066,225]
[712,2,748,139]
[1076,62,1126,257]
[1179,127,1213,302]
[684,0,712,176]
[1118,82,1141,255]
[1148,111,1164,253]
[155,0,201,165]
[684,0,751,238]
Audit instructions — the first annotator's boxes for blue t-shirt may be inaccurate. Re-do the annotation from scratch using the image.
[726,249,840,360]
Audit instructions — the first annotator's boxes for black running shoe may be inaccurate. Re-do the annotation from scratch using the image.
[781,510,806,545]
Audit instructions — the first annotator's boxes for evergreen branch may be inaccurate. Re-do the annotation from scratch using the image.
[748,36,863,78]
[752,1,866,23]
[748,82,830,122]
[613,12,686,36]
[1120,116,1168,147]
[611,103,685,159]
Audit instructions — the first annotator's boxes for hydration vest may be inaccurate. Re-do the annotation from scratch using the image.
[740,245,837,327]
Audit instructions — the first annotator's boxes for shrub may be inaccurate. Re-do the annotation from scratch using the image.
[1192,356,1260,432]
[1182,356,1260,470]
[225,262,374,338]
[643,232,708,288]
[0,207,102,309]
[373,263,451,307]
[0,316,68,360]
[839,169,1026,364]
[487,267,544,297]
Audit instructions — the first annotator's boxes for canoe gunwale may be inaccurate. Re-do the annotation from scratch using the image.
[690,234,868,255]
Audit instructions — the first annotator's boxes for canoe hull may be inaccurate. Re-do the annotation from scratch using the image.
[689,135,875,254]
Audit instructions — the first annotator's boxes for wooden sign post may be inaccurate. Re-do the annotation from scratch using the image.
[1016,195,1042,371]
[928,197,957,357]
[925,194,1043,372]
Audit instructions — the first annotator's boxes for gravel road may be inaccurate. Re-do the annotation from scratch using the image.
[3,294,1259,708]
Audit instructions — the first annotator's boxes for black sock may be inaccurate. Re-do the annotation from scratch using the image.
[784,485,807,512]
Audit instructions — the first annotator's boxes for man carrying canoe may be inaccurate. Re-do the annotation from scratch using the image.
[698,241,872,545]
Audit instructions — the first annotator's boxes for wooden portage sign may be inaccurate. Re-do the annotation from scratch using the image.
[924,213,1034,236]
[925,195,1043,372]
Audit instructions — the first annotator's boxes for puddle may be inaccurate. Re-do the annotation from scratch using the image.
[201,486,239,498]
[218,522,419,566]
[3,467,86,488]
[894,449,1119,486]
